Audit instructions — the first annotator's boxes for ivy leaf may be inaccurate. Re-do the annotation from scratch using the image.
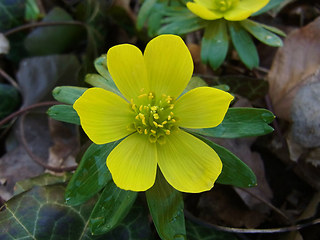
[187,108,274,138]
[65,142,120,206]
[0,185,151,240]
[146,170,186,240]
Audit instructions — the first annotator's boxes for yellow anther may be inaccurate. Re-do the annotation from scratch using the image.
[171,119,176,123]
[142,118,147,126]
[135,115,140,120]
[138,113,144,119]
[158,124,163,128]
[169,104,174,109]
[131,104,137,111]
[138,93,147,98]
[153,121,158,127]
[170,112,174,116]
[168,115,171,121]
[144,106,149,110]
[139,105,143,112]
[151,106,158,111]
[148,93,154,99]
[165,130,171,135]
[153,113,159,120]
[144,129,148,135]
[162,121,167,125]
[151,130,156,134]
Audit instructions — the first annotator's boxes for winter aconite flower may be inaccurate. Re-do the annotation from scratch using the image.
[73,35,233,193]
[187,0,269,21]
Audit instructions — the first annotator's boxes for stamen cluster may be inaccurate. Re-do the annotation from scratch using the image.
[128,92,178,144]
[214,0,238,11]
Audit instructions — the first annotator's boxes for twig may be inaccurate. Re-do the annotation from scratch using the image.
[19,113,77,172]
[4,21,86,37]
[184,210,320,234]
[0,101,59,127]
[237,188,291,223]
[0,68,20,90]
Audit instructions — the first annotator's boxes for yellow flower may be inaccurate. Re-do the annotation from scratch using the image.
[73,35,233,193]
[187,0,269,21]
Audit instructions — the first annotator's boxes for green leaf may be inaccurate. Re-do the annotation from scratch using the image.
[52,86,87,104]
[187,108,274,138]
[136,0,157,30]
[186,220,238,240]
[17,54,81,107]
[0,185,151,240]
[25,0,41,21]
[90,181,138,234]
[94,54,110,79]
[148,9,163,36]
[192,133,257,188]
[0,0,25,31]
[158,8,206,35]
[47,104,80,125]
[65,141,119,206]
[85,73,121,96]
[241,20,283,47]
[24,7,84,55]
[0,83,20,120]
[251,0,285,16]
[146,170,186,240]
[228,22,259,69]
[259,23,286,37]
[201,20,229,70]
[182,76,208,95]
[14,173,71,196]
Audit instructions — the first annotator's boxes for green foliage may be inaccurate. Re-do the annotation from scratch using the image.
[90,181,138,234]
[201,20,229,70]
[65,142,119,206]
[24,7,84,55]
[0,0,25,31]
[228,21,259,69]
[25,0,41,21]
[252,0,287,16]
[0,184,151,240]
[193,134,257,188]
[146,170,186,240]
[47,104,80,125]
[52,86,87,105]
[188,108,274,138]
[0,83,20,120]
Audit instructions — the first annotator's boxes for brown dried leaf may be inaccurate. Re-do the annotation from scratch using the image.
[268,17,320,120]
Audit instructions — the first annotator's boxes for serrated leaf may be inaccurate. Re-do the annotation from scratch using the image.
[14,173,71,196]
[187,108,274,138]
[65,141,120,206]
[146,170,186,240]
[186,220,238,240]
[52,86,87,104]
[47,104,80,125]
[241,20,283,47]
[192,133,257,188]
[228,22,259,69]
[0,185,151,240]
[24,7,83,55]
[90,181,138,234]
[201,20,229,70]
[0,83,20,120]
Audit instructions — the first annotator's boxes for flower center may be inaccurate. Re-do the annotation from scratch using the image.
[128,92,179,144]
[213,0,238,12]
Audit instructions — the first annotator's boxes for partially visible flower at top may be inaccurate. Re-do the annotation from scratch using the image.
[187,0,269,21]
[73,35,233,193]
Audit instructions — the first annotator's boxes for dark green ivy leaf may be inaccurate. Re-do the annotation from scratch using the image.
[146,170,186,240]
[65,141,120,206]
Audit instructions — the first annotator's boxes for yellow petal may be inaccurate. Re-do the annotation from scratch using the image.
[157,130,222,193]
[224,0,269,21]
[144,35,193,98]
[175,87,233,129]
[194,0,215,9]
[107,44,148,101]
[186,2,223,20]
[107,133,157,191]
[73,88,134,144]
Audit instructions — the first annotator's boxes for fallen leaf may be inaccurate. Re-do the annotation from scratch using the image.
[268,17,320,120]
